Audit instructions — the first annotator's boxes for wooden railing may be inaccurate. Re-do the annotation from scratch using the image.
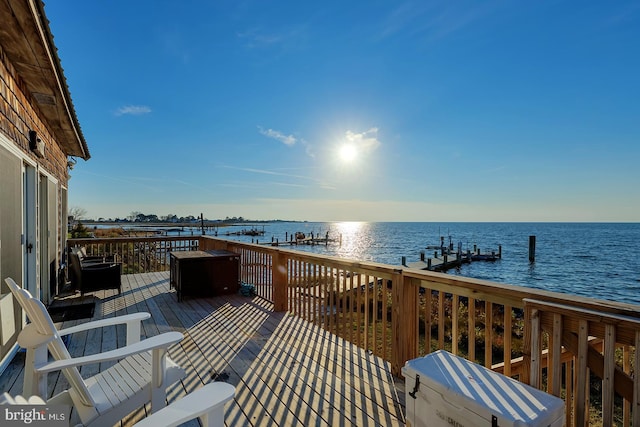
[524,299,640,427]
[67,236,199,274]
[69,235,640,426]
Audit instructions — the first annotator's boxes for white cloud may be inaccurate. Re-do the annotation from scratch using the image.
[345,127,381,152]
[237,25,307,50]
[237,28,283,48]
[301,138,315,158]
[379,2,493,43]
[258,126,297,146]
[221,165,318,182]
[115,105,152,116]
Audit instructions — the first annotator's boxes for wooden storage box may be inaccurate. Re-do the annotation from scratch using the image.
[170,250,240,301]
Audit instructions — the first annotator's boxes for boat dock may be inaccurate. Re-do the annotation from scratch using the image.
[224,226,265,236]
[404,244,501,272]
[253,231,342,247]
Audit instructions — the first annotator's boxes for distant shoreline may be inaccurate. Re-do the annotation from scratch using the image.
[79,219,306,228]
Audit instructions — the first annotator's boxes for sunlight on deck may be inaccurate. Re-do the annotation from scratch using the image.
[0,272,405,426]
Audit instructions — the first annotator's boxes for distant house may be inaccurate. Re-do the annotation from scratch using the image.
[0,1,89,371]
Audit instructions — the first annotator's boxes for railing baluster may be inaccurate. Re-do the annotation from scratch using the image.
[634,331,640,427]
[372,275,378,356]
[452,294,459,355]
[382,275,388,360]
[550,313,562,396]
[503,305,512,377]
[602,324,615,427]
[355,273,362,348]
[468,297,476,362]
[438,291,445,351]
[485,301,493,368]
[294,258,299,316]
[576,319,589,427]
[364,274,369,352]
[529,307,541,388]
[622,344,630,426]
[565,358,573,427]
[424,287,432,355]
[330,267,336,335]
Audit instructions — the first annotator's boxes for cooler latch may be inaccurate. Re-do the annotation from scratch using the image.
[409,374,420,399]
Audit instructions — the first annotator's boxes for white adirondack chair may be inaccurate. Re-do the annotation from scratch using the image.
[4,277,186,427]
[0,381,236,427]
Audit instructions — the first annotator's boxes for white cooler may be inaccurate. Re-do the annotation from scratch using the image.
[402,350,565,427]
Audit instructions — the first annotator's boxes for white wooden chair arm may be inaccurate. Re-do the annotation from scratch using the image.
[133,382,235,427]
[17,324,55,349]
[35,331,183,374]
[58,312,151,345]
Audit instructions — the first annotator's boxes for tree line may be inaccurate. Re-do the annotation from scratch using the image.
[68,207,252,224]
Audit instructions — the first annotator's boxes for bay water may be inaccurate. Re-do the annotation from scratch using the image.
[215,222,640,306]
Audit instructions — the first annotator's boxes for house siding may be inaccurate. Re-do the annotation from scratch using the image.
[0,45,70,181]
[0,44,70,366]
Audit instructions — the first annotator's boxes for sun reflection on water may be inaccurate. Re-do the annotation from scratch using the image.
[333,221,375,262]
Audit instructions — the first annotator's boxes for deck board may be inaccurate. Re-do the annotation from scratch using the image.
[0,271,405,426]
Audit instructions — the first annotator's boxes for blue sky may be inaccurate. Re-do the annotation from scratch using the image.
[45,1,639,222]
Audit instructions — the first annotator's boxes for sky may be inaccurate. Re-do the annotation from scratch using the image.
[44,1,640,222]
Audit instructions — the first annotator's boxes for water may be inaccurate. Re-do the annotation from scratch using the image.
[209,222,640,305]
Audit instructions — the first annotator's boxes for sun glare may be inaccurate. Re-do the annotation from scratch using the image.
[339,144,358,163]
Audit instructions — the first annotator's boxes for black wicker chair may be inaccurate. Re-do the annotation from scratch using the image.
[69,247,122,295]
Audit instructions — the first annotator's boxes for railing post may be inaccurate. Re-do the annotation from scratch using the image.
[198,236,210,251]
[200,236,225,251]
[392,269,418,377]
[272,250,288,312]
[522,302,532,385]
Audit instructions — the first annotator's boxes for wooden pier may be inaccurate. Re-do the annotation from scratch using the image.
[224,227,265,236]
[254,231,342,247]
[404,245,501,272]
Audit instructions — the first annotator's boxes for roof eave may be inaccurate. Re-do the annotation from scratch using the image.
[0,0,90,160]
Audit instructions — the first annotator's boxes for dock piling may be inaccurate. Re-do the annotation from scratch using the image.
[529,236,536,262]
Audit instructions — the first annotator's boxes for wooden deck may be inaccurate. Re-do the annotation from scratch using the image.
[0,272,406,426]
